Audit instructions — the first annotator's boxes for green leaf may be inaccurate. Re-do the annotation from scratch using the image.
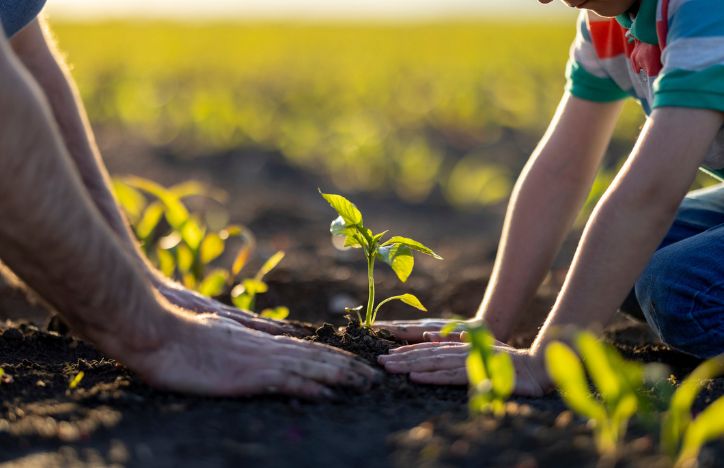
[467,325,495,356]
[331,216,365,249]
[440,321,465,337]
[256,251,285,280]
[222,224,245,239]
[576,332,622,406]
[678,397,724,464]
[112,179,146,223]
[136,202,165,241]
[198,269,228,297]
[381,236,442,259]
[124,177,190,230]
[169,180,209,199]
[200,233,225,265]
[156,247,176,278]
[69,371,85,390]
[663,355,724,457]
[378,244,414,282]
[330,216,355,236]
[180,217,206,251]
[378,293,427,312]
[372,230,389,243]
[260,306,290,321]
[489,352,515,399]
[319,190,363,225]
[182,273,196,290]
[232,244,252,277]
[545,342,607,422]
[344,235,364,249]
[176,244,194,274]
[466,351,487,388]
[232,293,252,311]
[242,278,268,295]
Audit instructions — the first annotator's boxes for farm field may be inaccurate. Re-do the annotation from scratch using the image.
[0,20,722,467]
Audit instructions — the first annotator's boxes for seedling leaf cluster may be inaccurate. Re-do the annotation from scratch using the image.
[441,322,515,416]
[320,190,441,327]
[545,333,724,464]
[114,177,288,320]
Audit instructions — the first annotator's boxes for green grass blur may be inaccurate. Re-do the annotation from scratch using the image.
[50,20,653,207]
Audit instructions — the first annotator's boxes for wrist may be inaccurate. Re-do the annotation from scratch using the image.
[79,292,174,360]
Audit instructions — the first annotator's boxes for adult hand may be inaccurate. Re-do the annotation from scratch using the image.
[373,318,480,343]
[129,312,381,398]
[377,341,550,397]
[155,280,303,336]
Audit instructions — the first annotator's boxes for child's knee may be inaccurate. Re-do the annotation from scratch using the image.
[635,251,724,358]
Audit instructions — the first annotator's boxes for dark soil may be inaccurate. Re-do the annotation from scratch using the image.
[1,138,722,467]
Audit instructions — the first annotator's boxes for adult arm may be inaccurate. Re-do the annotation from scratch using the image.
[377,93,624,341]
[9,19,295,335]
[0,31,378,397]
[380,107,724,394]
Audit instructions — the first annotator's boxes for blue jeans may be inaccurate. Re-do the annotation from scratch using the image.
[633,184,724,358]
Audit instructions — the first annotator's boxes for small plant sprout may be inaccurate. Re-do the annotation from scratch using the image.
[114,176,289,319]
[545,332,647,455]
[662,355,724,466]
[69,371,85,390]
[442,322,515,416]
[0,369,13,384]
[319,190,442,328]
[230,250,290,321]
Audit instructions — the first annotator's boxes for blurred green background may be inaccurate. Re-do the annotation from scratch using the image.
[49,20,659,210]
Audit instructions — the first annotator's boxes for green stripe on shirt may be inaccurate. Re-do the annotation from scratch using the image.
[654,65,724,112]
[566,61,630,102]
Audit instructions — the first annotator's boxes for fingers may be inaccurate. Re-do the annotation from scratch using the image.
[271,336,382,384]
[423,331,463,342]
[236,369,335,399]
[388,341,468,354]
[382,354,467,374]
[410,369,468,385]
[276,356,375,389]
[373,320,446,342]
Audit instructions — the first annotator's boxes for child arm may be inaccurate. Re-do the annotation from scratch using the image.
[476,93,623,340]
[530,107,724,355]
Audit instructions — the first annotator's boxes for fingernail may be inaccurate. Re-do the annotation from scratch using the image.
[377,354,390,363]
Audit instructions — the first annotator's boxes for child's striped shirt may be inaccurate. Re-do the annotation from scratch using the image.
[566,0,724,178]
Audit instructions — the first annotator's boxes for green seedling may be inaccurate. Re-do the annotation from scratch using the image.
[114,177,289,319]
[662,355,724,466]
[69,371,85,390]
[230,250,289,320]
[320,190,442,328]
[442,322,515,416]
[545,332,652,454]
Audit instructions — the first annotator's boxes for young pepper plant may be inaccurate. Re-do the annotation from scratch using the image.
[320,190,442,328]
[441,322,515,416]
[545,332,648,454]
[662,355,724,466]
[114,176,289,319]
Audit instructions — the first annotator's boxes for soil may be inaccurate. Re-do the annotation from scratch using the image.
[1,135,722,467]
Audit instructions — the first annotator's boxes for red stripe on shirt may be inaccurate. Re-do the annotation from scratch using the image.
[589,18,629,59]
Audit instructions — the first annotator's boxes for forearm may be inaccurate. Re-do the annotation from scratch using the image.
[530,107,724,356]
[10,20,147,261]
[0,46,163,353]
[477,155,594,338]
[477,95,622,340]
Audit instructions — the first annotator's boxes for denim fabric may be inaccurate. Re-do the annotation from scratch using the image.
[0,0,46,38]
[634,184,724,358]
